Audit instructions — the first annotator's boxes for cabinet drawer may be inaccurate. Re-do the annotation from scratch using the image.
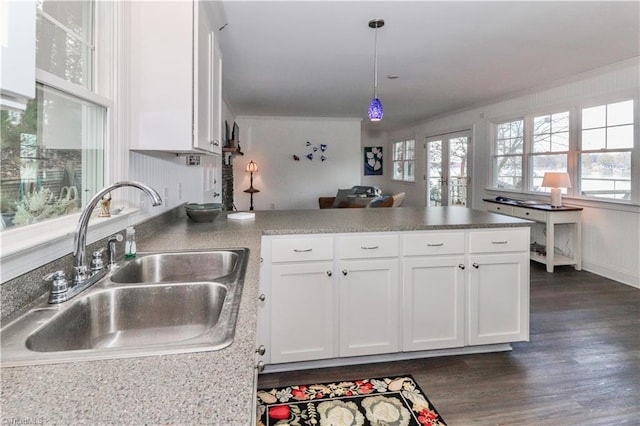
[402,232,465,256]
[338,234,398,259]
[486,203,513,216]
[271,237,334,262]
[512,206,546,222]
[469,229,529,253]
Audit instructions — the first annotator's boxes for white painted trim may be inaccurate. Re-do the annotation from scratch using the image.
[583,261,640,289]
[262,343,513,374]
[0,209,138,283]
[235,115,362,123]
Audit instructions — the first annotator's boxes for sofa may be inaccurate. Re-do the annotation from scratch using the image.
[319,186,405,209]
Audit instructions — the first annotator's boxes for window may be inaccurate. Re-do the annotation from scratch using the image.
[392,139,415,181]
[491,99,636,204]
[0,0,106,232]
[579,100,634,200]
[494,119,524,190]
[531,111,569,192]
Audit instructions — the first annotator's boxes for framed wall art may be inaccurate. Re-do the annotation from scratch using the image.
[364,146,383,175]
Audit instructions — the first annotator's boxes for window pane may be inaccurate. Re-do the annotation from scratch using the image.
[553,112,570,132]
[607,100,633,126]
[532,134,550,153]
[531,154,568,192]
[405,161,414,181]
[393,161,403,180]
[580,152,631,200]
[0,84,105,231]
[551,132,569,151]
[405,140,415,160]
[582,105,606,129]
[495,156,522,190]
[582,128,605,150]
[394,142,404,161]
[534,115,551,135]
[607,125,634,149]
[36,3,93,88]
[37,0,93,40]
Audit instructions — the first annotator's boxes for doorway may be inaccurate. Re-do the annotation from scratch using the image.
[426,130,471,207]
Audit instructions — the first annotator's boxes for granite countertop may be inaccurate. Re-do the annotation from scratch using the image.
[1,207,530,425]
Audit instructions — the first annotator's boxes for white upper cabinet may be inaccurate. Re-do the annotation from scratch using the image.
[0,0,36,110]
[129,1,222,154]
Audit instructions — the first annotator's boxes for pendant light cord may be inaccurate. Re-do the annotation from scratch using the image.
[373,26,378,98]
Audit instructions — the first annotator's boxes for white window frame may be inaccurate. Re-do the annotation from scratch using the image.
[0,1,129,283]
[490,94,638,206]
[392,139,416,182]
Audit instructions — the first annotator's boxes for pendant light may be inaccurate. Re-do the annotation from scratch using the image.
[368,18,384,121]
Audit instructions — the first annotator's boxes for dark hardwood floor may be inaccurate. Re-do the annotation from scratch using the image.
[258,262,640,425]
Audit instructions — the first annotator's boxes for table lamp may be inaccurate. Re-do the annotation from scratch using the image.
[244,160,259,210]
[541,172,571,208]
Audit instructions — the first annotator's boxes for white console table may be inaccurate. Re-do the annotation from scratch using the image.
[484,199,582,273]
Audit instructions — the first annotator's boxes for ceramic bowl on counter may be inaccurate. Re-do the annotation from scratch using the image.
[185,203,222,222]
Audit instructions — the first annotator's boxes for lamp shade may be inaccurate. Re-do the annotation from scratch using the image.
[541,172,572,189]
[368,98,383,121]
[246,160,258,173]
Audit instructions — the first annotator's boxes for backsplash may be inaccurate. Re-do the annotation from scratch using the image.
[0,206,185,322]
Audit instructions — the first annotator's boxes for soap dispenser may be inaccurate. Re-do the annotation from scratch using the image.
[125,226,137,259]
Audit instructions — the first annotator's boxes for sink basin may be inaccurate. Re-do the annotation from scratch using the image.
[110,251,238,283]
[26,282,227,352]
[1,248,249,366]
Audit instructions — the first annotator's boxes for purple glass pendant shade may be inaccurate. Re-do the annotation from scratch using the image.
[368,98,383,121]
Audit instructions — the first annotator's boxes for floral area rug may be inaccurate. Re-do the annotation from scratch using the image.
[256,375,447,426]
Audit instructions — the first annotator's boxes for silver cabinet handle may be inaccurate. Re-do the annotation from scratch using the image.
[256,345,266,356]
[491,241,508,244]
[293,248,312,253]
[326,270,332,277]
[427,243,444,247]
[360,245,379,250]
[472,263,479,269]
[258,294,266,301]
[211,140,220,147]
[256,361,265,372]
[458,264,465,270]
[342,269,348,276]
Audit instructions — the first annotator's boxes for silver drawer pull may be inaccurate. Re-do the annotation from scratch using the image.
[360,245,379,250]
[427,243,444,247]
[293,248,313,253]
[491,240,508,244]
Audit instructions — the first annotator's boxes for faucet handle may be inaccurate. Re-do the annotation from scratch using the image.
[91,248,106,271]
[44,271,69,301]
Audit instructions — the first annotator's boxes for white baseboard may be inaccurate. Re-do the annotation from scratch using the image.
[583,260,640,289]
[261,343,513,374]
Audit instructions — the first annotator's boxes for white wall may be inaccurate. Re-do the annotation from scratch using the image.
[232,117,362,210]
[383,60,640,287]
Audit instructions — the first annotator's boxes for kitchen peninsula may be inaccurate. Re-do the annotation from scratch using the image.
[1,207,531,425]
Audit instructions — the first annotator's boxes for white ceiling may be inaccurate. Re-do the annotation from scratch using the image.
[218,1,640,132]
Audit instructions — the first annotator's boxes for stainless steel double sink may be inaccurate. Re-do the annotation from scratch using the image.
[1,248,249,367]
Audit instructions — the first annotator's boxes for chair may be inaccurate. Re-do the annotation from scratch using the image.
[391,192,405,207]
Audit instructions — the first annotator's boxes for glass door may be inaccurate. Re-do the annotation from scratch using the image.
[426,131,471,207]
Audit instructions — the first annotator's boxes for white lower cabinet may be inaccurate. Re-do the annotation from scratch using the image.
[402,256,465,351]
[467,253,529,345]
[339,259,399,357]
[270,262,334,364]
[259,227,530,368]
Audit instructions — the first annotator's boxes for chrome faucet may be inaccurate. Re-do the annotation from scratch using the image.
[45,181,162,304]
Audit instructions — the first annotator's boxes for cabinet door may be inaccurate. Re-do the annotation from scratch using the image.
[339,259,399,357]
[467,253,529,345]
[0,0,35,110]
[402,257,465,351]
[129,1,193,152]
[193,4,221,154]
[270,262,334,363]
